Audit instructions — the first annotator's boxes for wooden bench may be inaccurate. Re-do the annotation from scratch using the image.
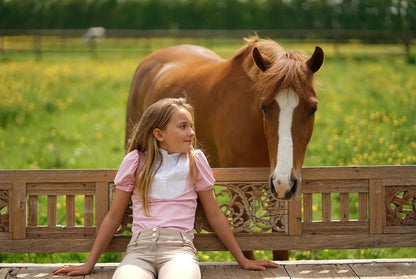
[1,166,415,278]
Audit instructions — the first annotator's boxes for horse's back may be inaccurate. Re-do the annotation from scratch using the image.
[126,44,225,145]
[140,44,222,69]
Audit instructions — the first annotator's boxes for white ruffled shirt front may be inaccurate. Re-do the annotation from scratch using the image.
[150,149,189,199]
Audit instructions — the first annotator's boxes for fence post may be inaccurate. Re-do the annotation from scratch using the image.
[369,179,384,234]
[33,35,42,61]
[11,183,26,239]
[95,182,110,236]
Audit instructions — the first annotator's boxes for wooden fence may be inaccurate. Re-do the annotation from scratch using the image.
[0,166,415,254]
[0,29,415,60]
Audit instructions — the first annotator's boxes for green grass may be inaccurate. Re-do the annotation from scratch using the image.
[0,37,415,263]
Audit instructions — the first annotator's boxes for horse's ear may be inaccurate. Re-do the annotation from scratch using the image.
[306,46,324,73]
[253,47,273,72]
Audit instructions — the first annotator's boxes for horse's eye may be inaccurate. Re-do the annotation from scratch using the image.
[310,103,318,115]
[260,102,268,114]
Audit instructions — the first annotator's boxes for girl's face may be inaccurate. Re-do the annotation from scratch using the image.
[154,107,195,154]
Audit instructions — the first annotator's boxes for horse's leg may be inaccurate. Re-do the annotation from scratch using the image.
[272,250,289,260]
[243,251,256,260]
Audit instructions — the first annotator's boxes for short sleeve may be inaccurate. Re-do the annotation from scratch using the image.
[114,150,140,192]
[194,150,215,191]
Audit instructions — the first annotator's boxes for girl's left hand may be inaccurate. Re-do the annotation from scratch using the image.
[239,258,278,271]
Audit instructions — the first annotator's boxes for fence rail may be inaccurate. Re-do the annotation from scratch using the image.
[0,166,415,253]
[1,29,415,60]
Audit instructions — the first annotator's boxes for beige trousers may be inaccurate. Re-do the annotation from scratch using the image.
[112,227,201,279]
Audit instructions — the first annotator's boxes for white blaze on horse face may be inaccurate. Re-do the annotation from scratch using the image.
[273,89,299,198]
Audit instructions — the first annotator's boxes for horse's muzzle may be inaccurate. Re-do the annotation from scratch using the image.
[270,176,298,200]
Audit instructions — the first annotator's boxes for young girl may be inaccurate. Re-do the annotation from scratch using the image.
[53,98,277,278]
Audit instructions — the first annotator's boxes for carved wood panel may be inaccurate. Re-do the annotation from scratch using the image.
[114,182,288,235]
[385,186,416,226]
[0,189,9,232]
[195,183,287,234]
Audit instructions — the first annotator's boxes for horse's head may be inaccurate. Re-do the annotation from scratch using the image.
[251,44,324,200]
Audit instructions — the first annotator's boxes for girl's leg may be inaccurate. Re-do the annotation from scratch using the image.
[113,231,156,279]
[157,230,201,279]
[158,253,201,279]
[112,264,154,279]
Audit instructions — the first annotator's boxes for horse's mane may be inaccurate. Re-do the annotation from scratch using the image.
[233,34,312,101]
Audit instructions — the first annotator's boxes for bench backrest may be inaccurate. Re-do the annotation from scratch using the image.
[1,166,415,253]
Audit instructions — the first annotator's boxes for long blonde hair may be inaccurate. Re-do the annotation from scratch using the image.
[126,98,197,216]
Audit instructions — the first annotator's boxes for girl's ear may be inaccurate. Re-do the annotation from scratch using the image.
[153,128,164,142]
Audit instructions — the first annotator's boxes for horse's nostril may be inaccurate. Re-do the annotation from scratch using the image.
[291,179,298,194]
[270,177,277,197]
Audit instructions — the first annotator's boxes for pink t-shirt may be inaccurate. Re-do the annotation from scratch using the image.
[114,149,215,238]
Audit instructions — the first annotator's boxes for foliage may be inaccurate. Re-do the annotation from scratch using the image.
[0,38,415,262]
[0,0,415,31]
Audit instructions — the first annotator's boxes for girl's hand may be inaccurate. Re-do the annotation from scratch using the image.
[52,263,93,276]
[238,258,278,271]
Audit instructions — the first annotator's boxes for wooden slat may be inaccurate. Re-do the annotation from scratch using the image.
[47,195,57,227]
[192,233,416,251]
[28,196,38,226]
[0,232,12,240]
[340,193,349,221]
[302,221,368,235]
[27,183,95,195]
[11,182,26,239]
[84,195,94,227]
[200,262,290,278]
[0,169,117,183]
[1,231,416,253]
[285,263,356,278]
[66,195,75,226]
[213,168,269,183]
[1,166,415,184]
[2,260,416,279]
[288,196,302,236]
[352,261,416,278]
[368,179,383,233]
[383,225,416,234]
[301,166,416,180]
[27,226,95,239]
[358,192,368,221]
[0,183,11,190]
[303,193,313,222]
[321,193,331,221]
[381,177,416,186]
[302,179,368,194]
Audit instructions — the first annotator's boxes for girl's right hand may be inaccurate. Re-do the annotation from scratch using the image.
[52,263,93,276]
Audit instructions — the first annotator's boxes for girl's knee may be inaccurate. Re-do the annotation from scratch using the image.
[112,264,154,279]
[158,258,201,279]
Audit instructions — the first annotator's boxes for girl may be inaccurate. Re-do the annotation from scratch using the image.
[53,98,277,278]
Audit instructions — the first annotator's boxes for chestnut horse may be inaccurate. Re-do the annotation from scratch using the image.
[126,35,324,201]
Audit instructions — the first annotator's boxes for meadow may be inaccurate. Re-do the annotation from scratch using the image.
[0,37,415,263]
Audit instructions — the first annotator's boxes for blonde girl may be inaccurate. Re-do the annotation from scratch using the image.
[53,98,277,278]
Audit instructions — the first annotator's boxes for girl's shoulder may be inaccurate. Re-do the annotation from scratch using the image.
[194,149,208,161]
[114,150,144,187]
[193,149,215,187]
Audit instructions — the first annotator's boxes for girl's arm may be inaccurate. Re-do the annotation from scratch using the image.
[53,189,131,276]
[197,189,278,270]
